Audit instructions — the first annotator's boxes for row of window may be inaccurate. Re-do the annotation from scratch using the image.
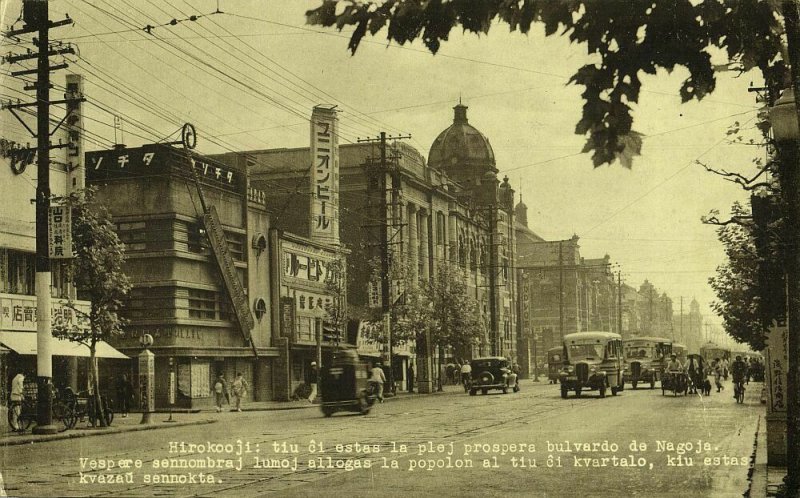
[125,286,233,322]
[0,249,73,298]
[116,219,245,261]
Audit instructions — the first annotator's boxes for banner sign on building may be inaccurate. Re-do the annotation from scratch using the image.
[765,324,788,413]
[203,206,255,340]
[310,106,339,244]
[65,74,85,192]
[0,296,90,332]
[48,205,73,259]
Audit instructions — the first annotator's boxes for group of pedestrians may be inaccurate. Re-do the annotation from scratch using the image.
[213,372,249,412]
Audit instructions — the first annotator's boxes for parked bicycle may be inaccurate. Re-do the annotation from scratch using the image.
[7,386,77,433]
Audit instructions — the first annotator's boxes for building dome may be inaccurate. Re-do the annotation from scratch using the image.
[428,104,496,171]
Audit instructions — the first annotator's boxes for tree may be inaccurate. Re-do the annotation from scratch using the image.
[306,0,787,168]
[53,187,131,427]
[708,202,768,350]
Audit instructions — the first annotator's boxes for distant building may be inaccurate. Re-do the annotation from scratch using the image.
[515,205,616,377]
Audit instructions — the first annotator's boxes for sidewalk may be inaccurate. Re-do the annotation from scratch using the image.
[0,383,464,447]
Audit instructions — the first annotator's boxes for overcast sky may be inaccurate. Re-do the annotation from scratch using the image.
[1,0,768,328]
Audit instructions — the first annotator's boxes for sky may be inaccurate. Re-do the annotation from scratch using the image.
[0,0,770,329]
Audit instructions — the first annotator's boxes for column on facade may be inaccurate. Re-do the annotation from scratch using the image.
[407,203,418,283]
[419,209,430,280]
[447,213,457,264]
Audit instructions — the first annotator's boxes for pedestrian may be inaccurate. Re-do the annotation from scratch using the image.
[407,361,415,392]
[9,371,25,429]
[231,372,249,412]
[115,374,133,418]
[712,359,724,392]
[307,362,318,403]
[460,361,472,391]
[368,361,386,402]
[213,374,228,413]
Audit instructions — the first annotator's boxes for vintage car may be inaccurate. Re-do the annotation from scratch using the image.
[468,357,518,395]
[622,336,672,389]
[547,347,563,384]
[559,331,625,398]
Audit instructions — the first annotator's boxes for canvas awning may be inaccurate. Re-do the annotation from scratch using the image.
[0,332,129,359]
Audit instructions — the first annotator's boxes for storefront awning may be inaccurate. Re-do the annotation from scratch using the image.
[0,332,129,359]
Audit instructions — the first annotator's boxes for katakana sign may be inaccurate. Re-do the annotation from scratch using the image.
[309,106,339,244]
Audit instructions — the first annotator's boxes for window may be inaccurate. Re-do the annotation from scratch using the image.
[0,249,35,295]
[436,212,445,245]
[188,289,216,319]
[187,222,206,253]
[117,221,148,252]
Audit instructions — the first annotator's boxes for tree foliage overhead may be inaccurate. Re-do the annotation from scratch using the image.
[307,0,787,168]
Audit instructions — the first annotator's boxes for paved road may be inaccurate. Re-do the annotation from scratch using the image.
[1,378,763,497]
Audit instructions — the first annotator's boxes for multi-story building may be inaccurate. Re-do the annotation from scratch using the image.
[673,297,704,352]
[86,143,278,408]
[216,104,517,393]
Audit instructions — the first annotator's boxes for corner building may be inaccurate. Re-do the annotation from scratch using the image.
[87,144,275,408]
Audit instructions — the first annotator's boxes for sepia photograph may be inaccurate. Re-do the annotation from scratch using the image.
[0,1,797,496]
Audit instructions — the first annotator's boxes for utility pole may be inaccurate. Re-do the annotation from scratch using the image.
[359,132,410,395]
[2,0,75,435]
[617,271,623,336]
[558,241,564,340]
[680,297,684,345]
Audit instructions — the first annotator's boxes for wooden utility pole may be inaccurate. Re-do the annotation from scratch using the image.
[2,0,76,434]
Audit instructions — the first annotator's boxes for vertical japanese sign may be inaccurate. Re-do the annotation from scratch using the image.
[765,323,788,413]
[310,106,339,244]
[48,205,73,259]
[65,74,85,193]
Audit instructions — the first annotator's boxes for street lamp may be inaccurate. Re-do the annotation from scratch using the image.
[768,86,800,494]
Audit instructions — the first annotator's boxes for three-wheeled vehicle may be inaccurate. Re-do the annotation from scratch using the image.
[547,347,563,384]
[319,349,378,417]
[559,332,625,398]
[468,357,519,395]
[622,336,671,389]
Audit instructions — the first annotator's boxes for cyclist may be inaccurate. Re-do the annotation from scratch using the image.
[665,354,686,391]
[731,355,748,400]
[460,361,472,392]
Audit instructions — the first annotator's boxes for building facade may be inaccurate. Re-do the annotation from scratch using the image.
[87,144,276,408]
[215,104,518,393]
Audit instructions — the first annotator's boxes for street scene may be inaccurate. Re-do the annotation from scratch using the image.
[0,1,798,497]
[3,378,763,497]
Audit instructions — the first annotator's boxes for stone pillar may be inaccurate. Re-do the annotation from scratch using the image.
[420,209,430,280]
[447,213,457,263]
[408,204,418,283]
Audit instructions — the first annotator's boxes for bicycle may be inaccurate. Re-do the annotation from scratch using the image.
[733,378,745,404]
[7,398,33,433]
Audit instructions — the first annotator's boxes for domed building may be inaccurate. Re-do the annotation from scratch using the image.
[427,103,517,363]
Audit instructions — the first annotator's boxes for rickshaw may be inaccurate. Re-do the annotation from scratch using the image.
[319,349,378,417]
[547,347,563,384]
[622,337,671,389]
[559,331,625,399]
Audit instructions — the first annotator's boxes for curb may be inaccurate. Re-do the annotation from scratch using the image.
[0,418,217,447]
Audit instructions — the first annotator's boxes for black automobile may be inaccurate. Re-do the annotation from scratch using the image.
[468,357,517,395]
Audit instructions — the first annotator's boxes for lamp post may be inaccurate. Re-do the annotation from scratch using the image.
[138,334,155,424]
[768,85,800,494]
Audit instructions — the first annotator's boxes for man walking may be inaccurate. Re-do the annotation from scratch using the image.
[368,362,386,403]
[231,372,249,412]
[213,374,228,413]
[307,362,318,403]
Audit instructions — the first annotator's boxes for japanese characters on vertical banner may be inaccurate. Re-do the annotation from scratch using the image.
[310,106,339,244]
[766,324,788,413]
[48,204,73,259]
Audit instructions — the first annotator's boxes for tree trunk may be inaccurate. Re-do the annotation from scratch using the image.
[90,343,107,428]
[437,344,444,391]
